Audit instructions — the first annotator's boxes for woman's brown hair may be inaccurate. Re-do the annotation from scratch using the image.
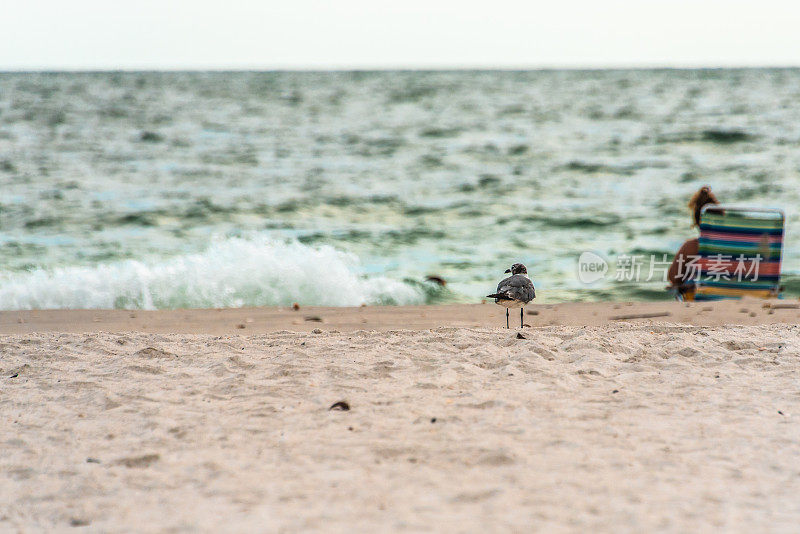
[688,186,719,227]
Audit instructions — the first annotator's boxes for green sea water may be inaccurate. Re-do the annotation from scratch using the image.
[1,69,798,309]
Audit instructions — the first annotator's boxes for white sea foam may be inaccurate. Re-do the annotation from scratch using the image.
[0,236,425,310]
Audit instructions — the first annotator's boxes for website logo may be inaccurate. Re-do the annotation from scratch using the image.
[577,251,609,284]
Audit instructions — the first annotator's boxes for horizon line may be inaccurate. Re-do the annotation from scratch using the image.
[3,63,800,74]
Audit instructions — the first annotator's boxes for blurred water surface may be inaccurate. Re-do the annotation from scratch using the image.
[1,70,798,308]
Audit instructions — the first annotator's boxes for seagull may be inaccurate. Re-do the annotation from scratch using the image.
[486,263,536,328]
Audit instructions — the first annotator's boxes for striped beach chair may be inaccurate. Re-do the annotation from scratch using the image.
[693,206,784,301]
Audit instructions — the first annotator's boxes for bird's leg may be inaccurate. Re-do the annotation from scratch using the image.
[521,308,524,328]
[506,309,509,329]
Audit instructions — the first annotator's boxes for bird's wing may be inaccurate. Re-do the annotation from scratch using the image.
[493,275,535,302]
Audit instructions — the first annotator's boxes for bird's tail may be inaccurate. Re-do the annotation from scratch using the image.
[485,293,505,299]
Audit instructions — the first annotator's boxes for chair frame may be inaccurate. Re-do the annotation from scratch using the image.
[694,205,785,300]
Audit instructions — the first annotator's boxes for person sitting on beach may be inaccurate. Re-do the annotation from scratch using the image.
[667,186,720,298]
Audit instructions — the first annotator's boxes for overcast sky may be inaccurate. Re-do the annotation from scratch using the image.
[2,0,799,70]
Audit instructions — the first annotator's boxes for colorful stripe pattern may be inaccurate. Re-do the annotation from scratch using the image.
[694,208,784,301]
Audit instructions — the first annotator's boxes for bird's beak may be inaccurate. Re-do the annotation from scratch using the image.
[504,269,511,273]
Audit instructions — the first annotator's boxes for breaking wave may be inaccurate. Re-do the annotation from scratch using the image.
[0,236,427,310]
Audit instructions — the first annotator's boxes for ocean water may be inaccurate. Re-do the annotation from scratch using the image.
[1,69,799,309]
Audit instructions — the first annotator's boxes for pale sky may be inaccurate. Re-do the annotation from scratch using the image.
[2,0,799,70]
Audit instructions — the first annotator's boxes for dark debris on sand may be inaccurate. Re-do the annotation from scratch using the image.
[329,401,350,411]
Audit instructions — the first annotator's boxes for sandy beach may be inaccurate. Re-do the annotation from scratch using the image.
[3,299,800,335]
[2,301,800,532]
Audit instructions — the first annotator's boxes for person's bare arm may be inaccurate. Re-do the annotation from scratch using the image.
[668,238,699,286]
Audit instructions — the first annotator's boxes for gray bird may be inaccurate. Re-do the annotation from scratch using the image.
[486,263,536,328]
